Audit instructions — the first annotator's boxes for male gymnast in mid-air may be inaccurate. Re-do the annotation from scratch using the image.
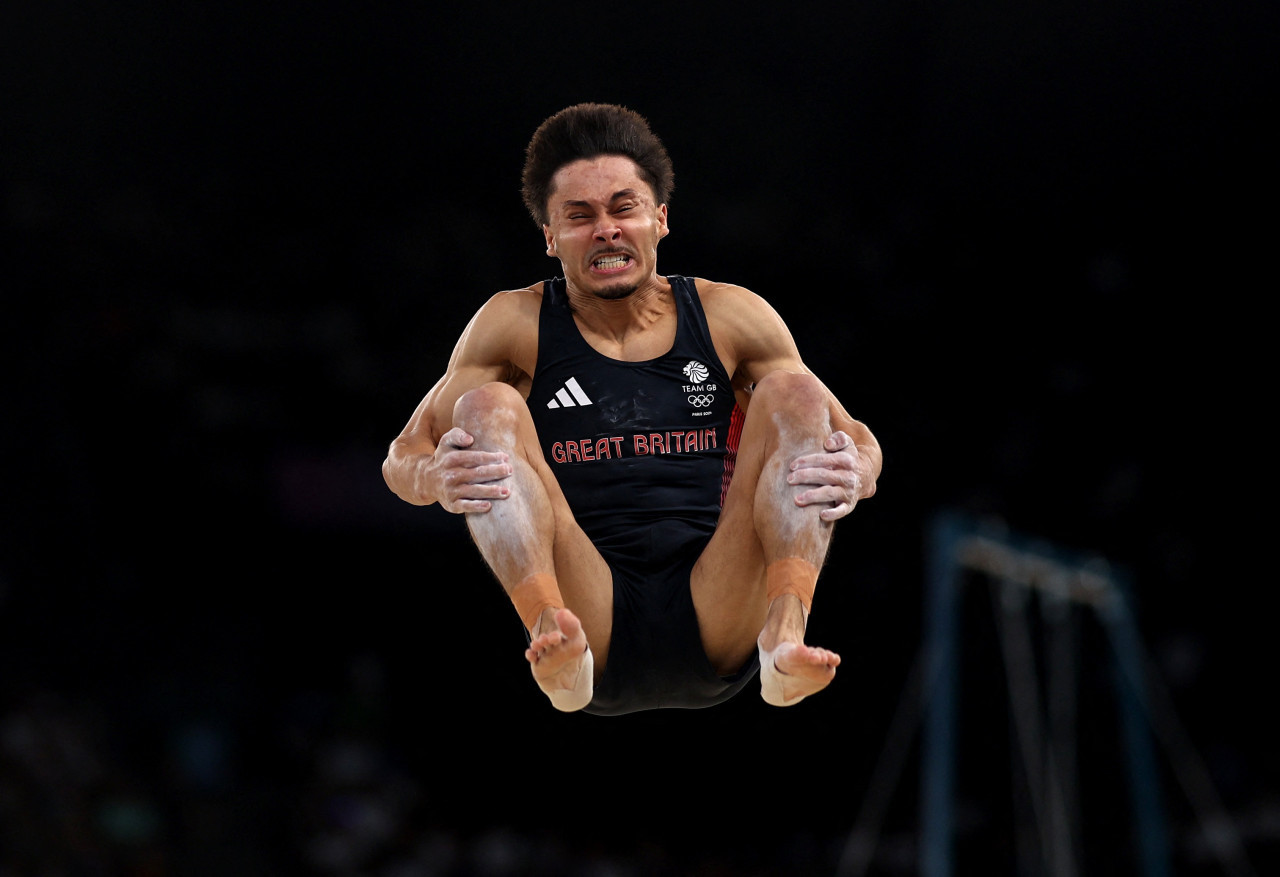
[383,103,881,715]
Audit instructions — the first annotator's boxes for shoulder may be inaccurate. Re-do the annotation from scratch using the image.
[476,282,545,321]
[691,277,791,339]
[453,283,545,376]
[464,283,545,342]
[686,278,800,385]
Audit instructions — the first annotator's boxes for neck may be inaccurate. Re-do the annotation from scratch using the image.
[564,274,672,341]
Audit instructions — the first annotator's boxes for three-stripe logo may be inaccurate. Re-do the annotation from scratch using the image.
[545,377,593,409]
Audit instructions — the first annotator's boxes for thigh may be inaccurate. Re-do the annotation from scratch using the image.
[689,370,832,673]
[461,382,615,655]
[689,408,771,674]
[515,405,616,656]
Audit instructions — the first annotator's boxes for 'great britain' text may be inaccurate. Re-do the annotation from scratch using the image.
[551,429,718,463]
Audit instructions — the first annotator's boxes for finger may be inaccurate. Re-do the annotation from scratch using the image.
[451,481,512,501]
[441,427,475,449]
[795,485,850,507]
[825,430,852,451]
[820,502,855,521]
[789,451,854,473]
[788,467,835,486]
[444,450,511,470]
[465,461,515,481]
[442,466,504,491]
[788,465,857,487]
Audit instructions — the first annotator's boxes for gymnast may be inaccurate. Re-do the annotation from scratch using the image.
[383,103,882,715]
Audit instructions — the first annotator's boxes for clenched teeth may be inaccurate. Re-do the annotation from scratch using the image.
[593,255,630,269]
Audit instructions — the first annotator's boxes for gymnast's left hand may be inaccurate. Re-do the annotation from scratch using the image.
[787,430,878,521]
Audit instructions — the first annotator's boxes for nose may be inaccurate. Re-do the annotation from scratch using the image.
[593,220,621,242]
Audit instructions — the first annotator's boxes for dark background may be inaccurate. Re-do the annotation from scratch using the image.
[2,2,1275,875]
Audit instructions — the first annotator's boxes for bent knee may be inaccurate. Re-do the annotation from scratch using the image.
[751,371,827,416]
[452,382,528,432]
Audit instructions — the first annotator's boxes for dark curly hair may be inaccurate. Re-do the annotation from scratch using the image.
[521,103,675,227]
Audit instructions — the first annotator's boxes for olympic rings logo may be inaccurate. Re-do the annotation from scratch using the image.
[688,394,715,407]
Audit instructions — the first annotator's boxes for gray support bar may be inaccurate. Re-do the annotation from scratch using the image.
[1098,573,1172,877]
[920,513,963,877]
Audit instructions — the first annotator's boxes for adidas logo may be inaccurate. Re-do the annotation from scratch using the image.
[545,377,593,409]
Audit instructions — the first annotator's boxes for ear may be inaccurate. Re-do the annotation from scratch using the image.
[542,224,556,257]
[657,204,670,240]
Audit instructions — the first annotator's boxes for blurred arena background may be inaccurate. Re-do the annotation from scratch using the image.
[2,2,1274,874]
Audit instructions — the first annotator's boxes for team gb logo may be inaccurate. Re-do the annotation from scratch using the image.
[683,361,709,383]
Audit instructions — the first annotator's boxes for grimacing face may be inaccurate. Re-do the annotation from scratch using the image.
[541,155,669,300]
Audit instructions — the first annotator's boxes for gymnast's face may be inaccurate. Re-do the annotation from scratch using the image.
[541,154,670,301]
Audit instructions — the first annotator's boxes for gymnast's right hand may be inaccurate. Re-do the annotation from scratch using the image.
[424,427,515,514]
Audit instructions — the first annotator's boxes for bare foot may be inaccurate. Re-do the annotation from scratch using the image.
[759,641,840,706]
[526,607,593,712]
[757,593,839,706]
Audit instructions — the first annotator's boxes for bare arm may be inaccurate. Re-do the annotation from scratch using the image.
[702,281,882,517]
[382,290,537,510]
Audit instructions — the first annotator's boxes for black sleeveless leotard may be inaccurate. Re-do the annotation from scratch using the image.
[528,276,758,714]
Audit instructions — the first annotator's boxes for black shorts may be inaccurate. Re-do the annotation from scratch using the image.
[582,519,760,716]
